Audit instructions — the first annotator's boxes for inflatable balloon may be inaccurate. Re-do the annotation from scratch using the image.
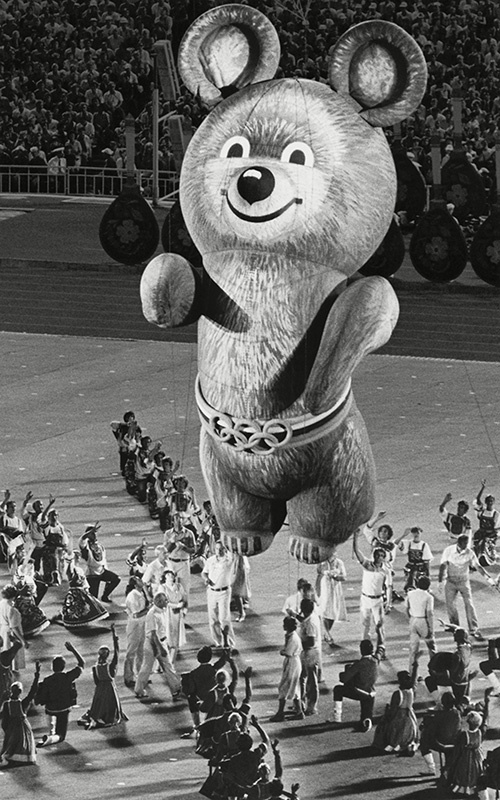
[140,5,427,563]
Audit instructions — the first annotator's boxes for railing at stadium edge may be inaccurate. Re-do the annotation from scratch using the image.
[0,164,179,199]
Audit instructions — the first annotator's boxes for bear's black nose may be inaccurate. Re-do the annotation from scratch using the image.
[237,167,275,205]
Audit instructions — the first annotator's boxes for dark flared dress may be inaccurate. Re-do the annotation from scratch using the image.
[85,662,128,728]
[61,571,109,628]
[14,588,50,638]
[373,688,419,752]
[0,676,38,765]
[446,728,484,795]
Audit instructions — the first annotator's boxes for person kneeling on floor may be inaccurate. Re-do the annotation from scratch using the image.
[332,639,379,732]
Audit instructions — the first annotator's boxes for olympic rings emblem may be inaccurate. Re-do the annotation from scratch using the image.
[209,412,293,454]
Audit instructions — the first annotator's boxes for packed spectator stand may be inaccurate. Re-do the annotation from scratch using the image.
[0,0,498,202]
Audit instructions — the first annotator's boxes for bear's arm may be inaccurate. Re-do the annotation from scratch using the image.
[140,253,202,328]
[303,276,399,415]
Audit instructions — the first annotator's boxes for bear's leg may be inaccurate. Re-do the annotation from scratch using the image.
[286,473,375,564]
[286,410,377,564]
[200,431,286,556]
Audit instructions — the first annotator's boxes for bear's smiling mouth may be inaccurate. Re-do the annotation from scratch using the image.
[226,194,303,222]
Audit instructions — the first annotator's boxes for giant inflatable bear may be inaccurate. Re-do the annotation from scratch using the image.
[141,5,427,563]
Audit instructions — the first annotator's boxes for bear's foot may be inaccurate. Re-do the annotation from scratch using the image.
[289,535,337,564]
[220,531,275,556]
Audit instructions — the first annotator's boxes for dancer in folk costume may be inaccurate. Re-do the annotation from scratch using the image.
[80,625,128,729]
[59,551,109,629]
[110,410,138,476]
[0,661,40,766]
[373,670,419,754]
[473,479,500,567]
[126,539,148,579]
[40,508,70,586]
[419,691,461,776]
[14,581,50,638]
[270,616,303,722]
[315,552,347,645]
[446,708,488,796]
[13,557,48,606]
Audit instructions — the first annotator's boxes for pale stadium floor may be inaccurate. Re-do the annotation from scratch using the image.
[1,330,500,800]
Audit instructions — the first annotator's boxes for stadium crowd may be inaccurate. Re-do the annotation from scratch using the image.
[0,0,499,196]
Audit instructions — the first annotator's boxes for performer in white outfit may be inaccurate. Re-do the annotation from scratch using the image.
[134,592,181,699]
[353,530,388,655]
[123,576,149,687]
[164,514,196,605]
[201,542,235,648]
[316,554,347,645]
[142,545,168,601]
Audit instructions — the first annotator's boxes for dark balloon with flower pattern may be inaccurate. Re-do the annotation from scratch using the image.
[409,200,468,282]
[469,208,500,287]
[99,182,159,265]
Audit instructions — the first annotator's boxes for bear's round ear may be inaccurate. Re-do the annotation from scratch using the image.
[178,4,281,107]
[328,20,427,127]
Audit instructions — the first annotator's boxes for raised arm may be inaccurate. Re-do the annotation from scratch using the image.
[271,739,283,780]
[0,489,11,512]
[394,527,411,547]
[249,714,271,747]
[241,665,252,704]
[439,492,453,514]
[109,624,119,675]
[476,478,487,507]
[65,640,85,669]
[21,491,33,514]
[227,655,239,696]
[22,661,41,710]
[40,494,57,522]
[353,529,366,565]
[366,510,386,531]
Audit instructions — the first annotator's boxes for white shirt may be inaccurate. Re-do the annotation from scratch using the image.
[83,543,107,575]
[202,553,234,589]
[406,587,434,618]
[1,513,25,535]
[125,588,148,619]
[282,591,303,615]
[145,604,168,640]
[164,527,195,561]
[361,561,386,597]
[142,558,166,589]
[441,544,479,580]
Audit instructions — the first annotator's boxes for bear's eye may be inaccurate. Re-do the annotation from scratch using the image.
[281,142,315,167]
[220,136,251,159]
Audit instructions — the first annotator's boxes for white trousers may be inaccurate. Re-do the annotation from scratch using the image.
[207,587,234,647]
[123,618,146,684]
[134,636,181,696]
